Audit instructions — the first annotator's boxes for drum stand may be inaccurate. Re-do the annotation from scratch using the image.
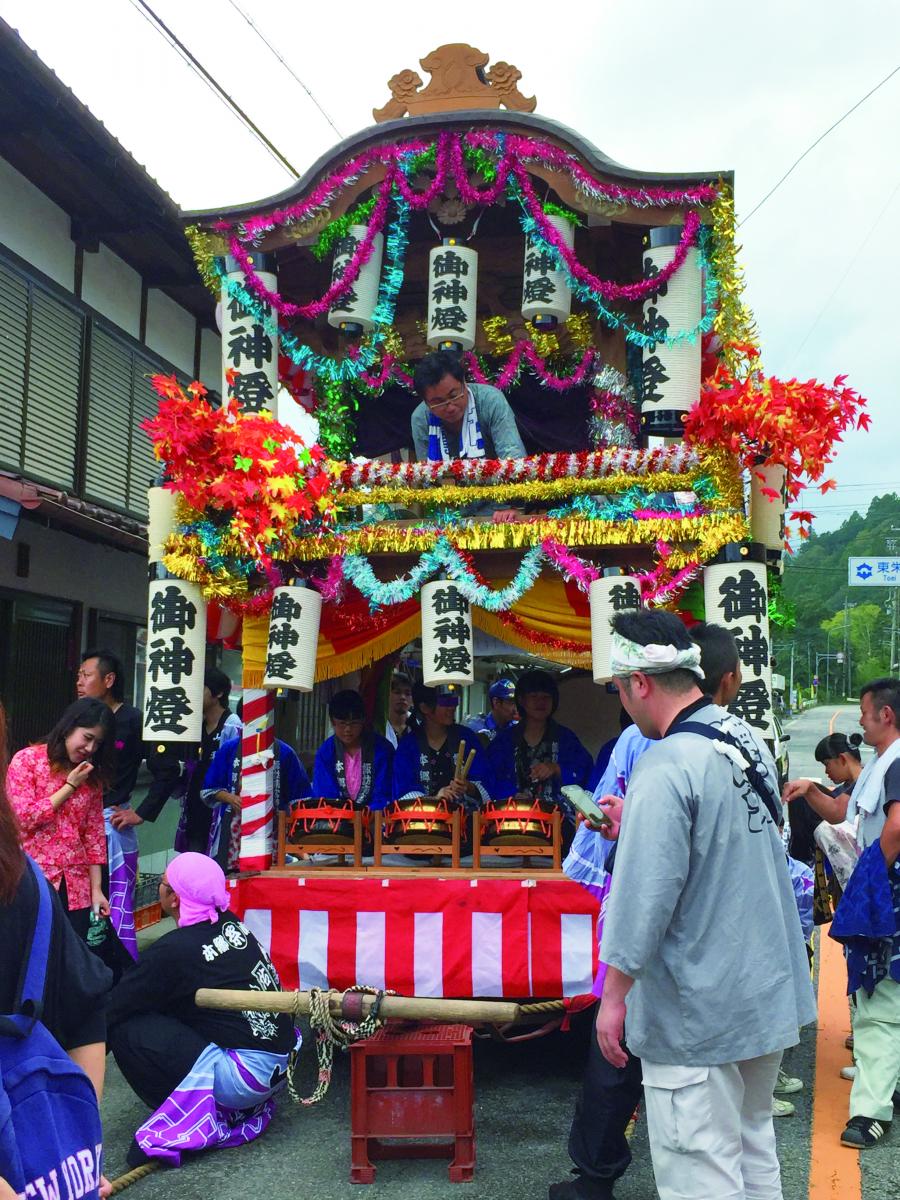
[276,808,365,868]
[471,808,562,871]
[373,808,462,869]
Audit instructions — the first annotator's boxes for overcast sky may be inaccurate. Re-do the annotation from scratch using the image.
[2,0,897,533]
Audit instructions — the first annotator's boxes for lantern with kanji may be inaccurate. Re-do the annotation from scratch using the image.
[750,463,787,555]
[220,253,279,413]
[262,585,322,693]
[327,224,384,335]
[426,239,478,352]
[421,580,474,687]
[589,572,643,683]
[703,548,774,738]
[143,580,207,742]
[521,214,574,328]
[640,227,702,438]
[147,486,177,567]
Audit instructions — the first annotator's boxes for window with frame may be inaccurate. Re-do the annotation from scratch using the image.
[0,259,84,489]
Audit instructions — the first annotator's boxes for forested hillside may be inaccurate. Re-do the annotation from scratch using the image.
[781,494,900,693]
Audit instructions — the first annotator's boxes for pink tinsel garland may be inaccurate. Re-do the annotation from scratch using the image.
[218,131,717,322]
[221,132,716,242]
[464,342,599,392]
[514,165,701,304]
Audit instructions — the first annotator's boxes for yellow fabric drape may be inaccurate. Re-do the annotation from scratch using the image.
[314,611,422,682]
[241,614,269,688]
[473,575,592,669]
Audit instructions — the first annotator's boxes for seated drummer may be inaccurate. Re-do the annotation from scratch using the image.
[313,689,394,811]
[106,853,297,1168]
[411,351,526,514]
[465,676,518,746]
[201,735,311,872]
[393,683,493,809]
[487,670,592,819]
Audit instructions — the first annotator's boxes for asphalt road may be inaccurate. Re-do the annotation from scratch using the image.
[97,703,896,1199]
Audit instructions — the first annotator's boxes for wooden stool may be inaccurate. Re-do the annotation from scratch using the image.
[349,1023,475,1183]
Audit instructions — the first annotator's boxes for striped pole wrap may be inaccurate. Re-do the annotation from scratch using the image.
[239,688,275,871]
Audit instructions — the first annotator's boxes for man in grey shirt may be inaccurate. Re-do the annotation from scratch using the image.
[410,349,525,463]
[597,609,815,1200]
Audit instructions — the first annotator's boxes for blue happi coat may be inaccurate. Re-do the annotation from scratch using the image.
[393,725,493,808]
[487,720,592,816]
[312,732,394,811]
[202,736,310,868]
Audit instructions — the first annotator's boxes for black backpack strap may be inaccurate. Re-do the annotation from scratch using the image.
[0,859,53,1037]
[20,858,53,1015]
[674,721,782,826]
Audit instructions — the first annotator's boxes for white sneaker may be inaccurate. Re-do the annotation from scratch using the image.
[775,1068,804,1094]
[772,1097,795,1117]
[840,1065,857,1081]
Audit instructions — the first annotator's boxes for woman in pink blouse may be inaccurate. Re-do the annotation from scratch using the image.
[6,697,115,937]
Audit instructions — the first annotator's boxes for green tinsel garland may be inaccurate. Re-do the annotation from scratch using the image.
[312,197,378,261]
[542,199,582,227]
[316,380,357,459]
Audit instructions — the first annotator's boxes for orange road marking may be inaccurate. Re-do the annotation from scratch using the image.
[808,926,861,1198]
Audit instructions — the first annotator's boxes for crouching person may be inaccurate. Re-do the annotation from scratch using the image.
[106,853,297,1168]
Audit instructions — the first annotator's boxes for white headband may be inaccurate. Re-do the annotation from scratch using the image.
[609,631,705,680]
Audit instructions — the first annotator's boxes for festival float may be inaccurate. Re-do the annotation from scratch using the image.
[142,45,867,1010]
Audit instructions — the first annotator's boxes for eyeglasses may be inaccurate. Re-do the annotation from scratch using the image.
[426,387,466,413]
[333,718,364,729]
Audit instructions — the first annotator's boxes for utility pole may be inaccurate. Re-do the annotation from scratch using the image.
[789,643,795,710]
[889,530,900,673]
[843,595,851,698]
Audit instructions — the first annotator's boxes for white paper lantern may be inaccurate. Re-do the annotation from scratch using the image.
[262,586,322,693]
[420,579,474,687]
[521,215,574,327]
[750,463,787,553]
[143,579,207,742]
[589,575,643,684]
[703,558,774,737]
[327,225,384,334]
[220,265,278,413]
[640,230,702,434]
[426,241,478,352]
[147,487,177,566]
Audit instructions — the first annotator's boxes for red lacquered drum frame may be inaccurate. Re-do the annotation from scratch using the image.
[374,798,462,868]
[276,802,365,867]
[472,801,562,870]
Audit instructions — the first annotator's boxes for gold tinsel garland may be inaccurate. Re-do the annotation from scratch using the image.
[277,512,750,562]
[341,473,703,509]
[185,225,226,296]
[708,183,759,374]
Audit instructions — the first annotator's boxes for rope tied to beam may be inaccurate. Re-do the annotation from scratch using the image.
[288,985,392,1106]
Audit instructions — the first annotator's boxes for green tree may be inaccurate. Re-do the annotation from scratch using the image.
[783,493,900,689]
[820,603,889,694]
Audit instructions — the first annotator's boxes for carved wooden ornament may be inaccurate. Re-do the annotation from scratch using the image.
[373,43,536,121]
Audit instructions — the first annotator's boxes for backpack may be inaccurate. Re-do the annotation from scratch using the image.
[0,859,104,1197]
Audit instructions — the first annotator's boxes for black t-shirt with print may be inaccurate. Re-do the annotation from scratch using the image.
[882,759,900,815]
[106,912,293,1053]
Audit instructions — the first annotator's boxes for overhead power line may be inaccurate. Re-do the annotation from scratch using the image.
[740,63,900,226]
[125,0,299,178]
[792,175,900,364]
[224,0,342,139]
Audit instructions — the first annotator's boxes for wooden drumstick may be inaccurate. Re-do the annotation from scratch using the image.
[454,740,465,779]
[458,748,476,782]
